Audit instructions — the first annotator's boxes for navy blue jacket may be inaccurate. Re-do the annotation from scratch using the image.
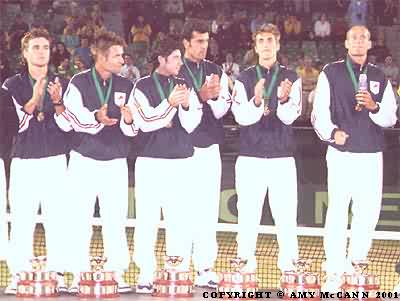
[1,71,70,159]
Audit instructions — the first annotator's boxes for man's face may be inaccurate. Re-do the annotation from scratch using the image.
[254,32,279,62]
[98,45,125,74]
[23,37,50,67]
[160,49,183,76]
[81,38,89,48]
[124,55,133,66]
[345,26,371,57]
[183,31,209,62]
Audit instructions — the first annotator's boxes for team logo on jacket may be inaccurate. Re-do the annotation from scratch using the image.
[370,81,380,95]
[114,92,126,106]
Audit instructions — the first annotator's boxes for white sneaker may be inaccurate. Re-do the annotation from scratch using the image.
[114,273,132,293]
[56,272,68,293]
[136,282,153,294]
[322,274,343,293]
[136,273,153,294]
[195,269,218,288]
[4,274,18,295]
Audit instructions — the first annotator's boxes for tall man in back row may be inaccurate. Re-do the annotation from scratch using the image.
[312,25,397,292]
[231,23,301,274]
[179,19,231,288]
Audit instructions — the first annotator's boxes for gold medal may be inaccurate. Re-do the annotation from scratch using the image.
[37,112,45,122]
[263,103,271,116]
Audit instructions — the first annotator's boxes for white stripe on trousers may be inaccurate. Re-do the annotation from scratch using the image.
[190,144,221,271]
[133,156,193,280]
[7,155,68,273]
[324,146,383,275]
[235,156,299,272]
[65,151,130,274]
[0,159,8,260]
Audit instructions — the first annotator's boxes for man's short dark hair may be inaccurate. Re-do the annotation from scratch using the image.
[182,20,209,42]
[150,35,182,70]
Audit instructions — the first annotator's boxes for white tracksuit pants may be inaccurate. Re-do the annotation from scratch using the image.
[0,159,8,260]
[7,155,68,274]
[324,146,383,275]
[133,157,193,280]
[190,144,221,272]
[235,156,299,272]
[66,151,130,275]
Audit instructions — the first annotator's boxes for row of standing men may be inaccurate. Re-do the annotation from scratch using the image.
[0,20,398,294]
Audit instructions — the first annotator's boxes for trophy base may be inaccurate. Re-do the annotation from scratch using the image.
[17,271,58,297]
[79,271,119,298]
[342,273,379,300]
[280,271,320,298]
[152,269,193,297]
[217,271,257,297]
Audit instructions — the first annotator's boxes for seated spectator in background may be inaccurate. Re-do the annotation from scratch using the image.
[61,22,80,53]
[130,15,152,57]
[238,23,252,52]
[70,55,86,75]
[368,54,377,65]
[369,36,390,64]
[51,42,70,71]
[347,0,368,26]
[222,53,240,90]
[289,53,304,72]
[302,31,319,59]
[164,0,184,18]
[314,13,331,43]
[335,0,349,16]
[251,13,266,34]
[296,55,319,92]
[382,54,399,88]
[332,16,347,45]
[56,57,73,80]
[206,37,222,65]
[284,15,302,42]
[8,17,29,52]
[296,55,319,119]
[73,36,92,68]
[278,53,290,69]
[211,14,225,37]
[242,47,257,69]
[120,53,141,83]
[152,32,166,54]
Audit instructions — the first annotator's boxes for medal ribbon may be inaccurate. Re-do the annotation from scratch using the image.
[152,72,174,101]
[345,56,368,93]
[92,68,113,106]
[255,63,280,107]
[183,58,203,92]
